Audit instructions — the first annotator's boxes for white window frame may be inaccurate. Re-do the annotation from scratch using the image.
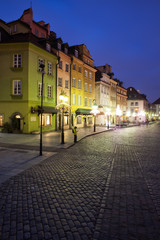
[65,64,69,72]
[89,72,92,79]
[89,98,92,107]
[72,78,76,88]
[85,83,88,92]
[78,95,81,106]
[13,54,22,68]
[38,83,42,97]
[39,114,52,126]
[38,58,44,72]
[48,62,52,75]
[58,78,62,87]
[65,80,69,89]
[85,70,88,78]
[73,94,76,105]
[78,79,81,89]
[48,85,52,98]
[13,80,21,95]
[89,84,92,93]
[84,97,87,107]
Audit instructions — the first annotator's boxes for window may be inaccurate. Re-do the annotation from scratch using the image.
[58,78,62,87]
[65,80,69,89]
[72,78,76,88]
[75,49,78,57]
[13,25,17,32]
[35,29,39,36]
[0,114,4,127]
[89,84,92,93]
[78,79,81,89]
[40,114,52,126]
[89,98,92,107]
[57,43,61,50]
[78,95,81,105]
[85,70,88,78]
[73,64,76,70]
[46,43,51,52]
[38,58,44,71]
[48,85,52,98]
[85,83,87,92]
[59,60,63,69]
[65,64,69,72]
[73,94,76,105]
[78,66,81,73]
[88,117,92,124]
[84,97,87,106]
[89,72,92,79]
[77,116,82,124]
[131,102,134,106]
[48,62,52,75]
[135,102,138,106]
[38,83,42,97]
[13,80,21,95]
[13,54,22,68]
[64,48,68,54]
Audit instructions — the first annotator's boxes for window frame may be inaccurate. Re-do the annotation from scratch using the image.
[12,80,21,95]
[48,85,52,98]
[13,54,22,68]
[58,77,62,87]
[72,78,76,88]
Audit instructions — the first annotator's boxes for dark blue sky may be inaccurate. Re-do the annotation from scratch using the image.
[1,0,160,103]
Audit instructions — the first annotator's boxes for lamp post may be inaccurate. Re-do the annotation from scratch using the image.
[40,64,45,156]
[91,100,99,132]
[59,91,68,144]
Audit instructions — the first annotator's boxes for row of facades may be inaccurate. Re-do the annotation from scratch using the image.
[0,8,159,133]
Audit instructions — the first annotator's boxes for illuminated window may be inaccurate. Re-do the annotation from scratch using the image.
[13,80,21,95]
[58,78,62,87]
[13,54,21,68]
[0,114,4,127]
[84,97,87,106]
[48,85,52,98]
[78,79,81,89]
[39,114,52,126]
[65,80,69,89]
[48,62,52,75]
[72,78,76,88]
[78,95,81,105]
[85,83,87,92]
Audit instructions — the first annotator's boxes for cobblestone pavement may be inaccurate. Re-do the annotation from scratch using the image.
[0,123,160,239]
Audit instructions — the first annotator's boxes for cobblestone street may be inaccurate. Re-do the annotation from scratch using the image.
[0,123,160,239]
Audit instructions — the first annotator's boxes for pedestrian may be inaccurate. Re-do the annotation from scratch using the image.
[72,126,78,143]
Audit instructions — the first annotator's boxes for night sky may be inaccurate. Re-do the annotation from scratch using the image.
[1,0,160,103]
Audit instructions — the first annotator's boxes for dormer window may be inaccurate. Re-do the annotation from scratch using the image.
[75,50,78,58]
[46,43,51,52]
[13,25,17,33]
[57,43,61,50]
[64,48,68,54]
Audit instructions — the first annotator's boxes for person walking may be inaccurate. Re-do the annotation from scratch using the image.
[72,126,78,143]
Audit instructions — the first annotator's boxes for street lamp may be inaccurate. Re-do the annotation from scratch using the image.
[40,64,45,156]
[116,106,122,128]
[59,91,68,144]
[91,100,99,132]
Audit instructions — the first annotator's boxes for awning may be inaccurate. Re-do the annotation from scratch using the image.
[38,106,58,115]
[75,108,92,116]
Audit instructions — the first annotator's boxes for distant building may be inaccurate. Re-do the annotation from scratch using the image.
[152,98,160,120]
[127,87,148,123]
